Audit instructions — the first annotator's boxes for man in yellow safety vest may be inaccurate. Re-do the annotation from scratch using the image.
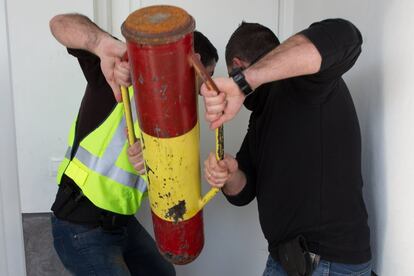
[49,13,218,276]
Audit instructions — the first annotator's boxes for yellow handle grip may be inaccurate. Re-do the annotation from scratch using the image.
[121,86,136,146]
[188,53,224,209]
[200,186,220,209]
[200,124,224,209]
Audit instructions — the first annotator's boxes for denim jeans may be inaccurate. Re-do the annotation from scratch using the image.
[51,215,175,276]
[263,254,372,276]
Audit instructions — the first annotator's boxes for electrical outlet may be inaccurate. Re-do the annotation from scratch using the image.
[49,158,63,177]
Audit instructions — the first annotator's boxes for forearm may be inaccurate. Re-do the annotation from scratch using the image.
[222,169,247,196]
[244,34,322,90]
[49,13,111,56]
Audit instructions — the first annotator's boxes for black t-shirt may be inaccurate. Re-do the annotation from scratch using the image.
[225,19,371,264]
[51,48,118,223]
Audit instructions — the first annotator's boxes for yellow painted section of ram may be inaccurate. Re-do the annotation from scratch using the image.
[142,123,201,222]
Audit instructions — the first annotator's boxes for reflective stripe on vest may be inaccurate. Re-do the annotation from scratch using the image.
[64,115,147,194]
[57,87,147,214]
[65,146,146,193]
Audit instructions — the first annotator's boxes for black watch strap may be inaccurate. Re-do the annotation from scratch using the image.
[230,67,253,96]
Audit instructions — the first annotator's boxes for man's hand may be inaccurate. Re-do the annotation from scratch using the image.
[127,140,145,174]
[203,152,238,188]
[200,77,245,129]
[49,14,132,102]
[96,36,129,102]
[114,59,131,88]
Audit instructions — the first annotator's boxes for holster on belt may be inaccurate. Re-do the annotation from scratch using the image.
[51,182,82,218]
[51,182,132,230]
[275,235,313,276]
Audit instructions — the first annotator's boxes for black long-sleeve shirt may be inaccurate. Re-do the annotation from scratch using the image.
[225,19,371,264]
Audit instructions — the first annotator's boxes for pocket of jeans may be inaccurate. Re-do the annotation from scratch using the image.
[61,223,99,250]
[75,226,127,250]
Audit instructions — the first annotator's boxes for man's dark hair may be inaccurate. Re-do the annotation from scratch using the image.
[194,30,219,67]
[225,22,280,66]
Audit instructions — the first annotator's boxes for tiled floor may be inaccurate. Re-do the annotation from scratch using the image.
[22,213,70,276]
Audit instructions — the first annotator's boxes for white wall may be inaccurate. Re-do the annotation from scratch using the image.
[7,0,94,212]
[0,0,26,275]
[292,0,414,274]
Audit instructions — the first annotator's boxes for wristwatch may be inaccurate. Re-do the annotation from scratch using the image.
[230,67,253,96]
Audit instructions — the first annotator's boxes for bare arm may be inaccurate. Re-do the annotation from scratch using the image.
[49,14,109,56]
[49,14,130,101]
[244,34,321,90]
[201,34,321,129]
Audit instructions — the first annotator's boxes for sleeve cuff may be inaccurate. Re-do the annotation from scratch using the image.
[223,163,256,206]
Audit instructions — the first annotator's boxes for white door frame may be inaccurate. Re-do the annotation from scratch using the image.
[0,0,26,275]
[278,0,295,40]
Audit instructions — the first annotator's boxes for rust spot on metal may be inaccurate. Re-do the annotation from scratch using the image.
[151,201,159,210]
[152,125,169,138]
[146,163,155,175]
[162,251,197,265]
[140,135,146,150]
[121,5,195,45]
[217,125,224,160]
[180,243,189,250]
[138,73,144,84]
[148,12,171,24]
[160,84,168,99]
[165,200,186,223]
[154,125,162,137]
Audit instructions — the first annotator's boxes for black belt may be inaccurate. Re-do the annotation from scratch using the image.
[52,180,133,230]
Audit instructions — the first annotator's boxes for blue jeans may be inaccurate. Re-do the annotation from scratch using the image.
[51,215,175,276]
[263,255,372,276]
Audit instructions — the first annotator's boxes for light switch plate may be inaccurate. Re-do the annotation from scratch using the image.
[49,158,63,177]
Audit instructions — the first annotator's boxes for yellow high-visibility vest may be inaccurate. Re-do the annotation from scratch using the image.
[56,87,147,215]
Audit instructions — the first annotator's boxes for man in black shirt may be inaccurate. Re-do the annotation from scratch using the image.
[202,20,371,275]
[49,13,218,276]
